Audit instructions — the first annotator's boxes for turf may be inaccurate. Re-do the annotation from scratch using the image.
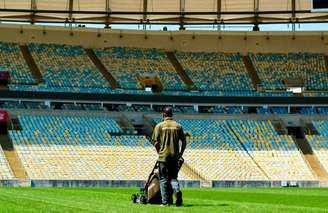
[0,187,327,213]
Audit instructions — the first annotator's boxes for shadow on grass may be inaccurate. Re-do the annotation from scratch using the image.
[183,203,229,208]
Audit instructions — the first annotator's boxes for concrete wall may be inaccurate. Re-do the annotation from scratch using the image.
[0,24,327,54]
[1,179,324,188]
[30,180,200,188]
[212,181,323,188]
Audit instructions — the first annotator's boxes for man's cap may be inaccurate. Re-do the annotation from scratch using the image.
[163,106,173,117]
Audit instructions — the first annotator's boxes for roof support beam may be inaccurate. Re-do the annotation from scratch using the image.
[30,0,36,24]
[292,0,296,20]
[291,0,296,31]
[143,0,148,22]
[216,0,222,30]
[254,0,259,19]
[105,0,111,28]
[68,0,73,21]
[0,9,313,15]
[217,0,221,21]
[0,7,325,25]
[253,0,260,30]
[179,0,185,30]
[142,0,148,29]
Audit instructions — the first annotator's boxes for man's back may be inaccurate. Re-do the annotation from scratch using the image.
[152,118,185,162]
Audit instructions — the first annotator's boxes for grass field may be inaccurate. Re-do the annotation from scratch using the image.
[0,187,327,213]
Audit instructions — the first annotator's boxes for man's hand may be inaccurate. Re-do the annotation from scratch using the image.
[179,139,186,159]
[154,141,160,152]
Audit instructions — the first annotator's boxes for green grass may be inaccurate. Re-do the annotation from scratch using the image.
[0,187,327,212]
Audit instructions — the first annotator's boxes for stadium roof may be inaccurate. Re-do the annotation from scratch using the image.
[0,0,327,26]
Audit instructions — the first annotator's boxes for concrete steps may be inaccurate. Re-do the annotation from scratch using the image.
[85,48,119,88]
[304,154,328,180]
[181,162,206,181]
[0,135,27,179]
[165,52,195,90]
[294,138,328,181]
[20,45,44,84]
[3,150,27,179]
[325,55,328,71]
[242,55,261,90]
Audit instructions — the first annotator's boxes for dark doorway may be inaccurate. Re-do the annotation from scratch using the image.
[287,126,304,139]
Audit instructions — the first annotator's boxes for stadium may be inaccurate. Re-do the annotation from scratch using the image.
[0,0,327,212]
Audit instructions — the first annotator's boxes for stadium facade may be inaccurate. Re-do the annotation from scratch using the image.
[0,1,327,188]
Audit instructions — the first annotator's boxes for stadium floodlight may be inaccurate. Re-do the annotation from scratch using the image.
[312,0,328,12]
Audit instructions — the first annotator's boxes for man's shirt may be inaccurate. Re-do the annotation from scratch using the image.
[152,117,186,162]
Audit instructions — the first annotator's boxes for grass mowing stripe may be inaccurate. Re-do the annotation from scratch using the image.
[0,188,151,213]
[0,190,100,213]
[0,193,83,213]
[217,187,328,196]
[184,189,328,209]
[185,196,328,213]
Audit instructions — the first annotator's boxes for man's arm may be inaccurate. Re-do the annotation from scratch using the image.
[178,127,187,158]
[151,124,161,152]
[179,139,186,159]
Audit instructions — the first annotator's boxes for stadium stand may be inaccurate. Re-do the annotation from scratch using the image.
[9,114,198,180]
[250,53,327,90]
[1,101,25,109]
[0,42,35,84]
[2,43,299,97]
[83,104,104,111]
[299,107,317,115]
[174,51,254,91]
[24,102,48,110]
[1,111,322,182]
[28,43,111,89]
[230,120,315,180]
[10,115,146,180]
[94,47,186,91]
[270,107,289,114]
[317,108,328,115]
[61,104,84,111]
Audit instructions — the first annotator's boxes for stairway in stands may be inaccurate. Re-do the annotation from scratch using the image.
[84,49,119,89]
[242,55,261,90]
[0,134,27,179]
[180,162,206,181]
[325,55,328,71]
[292,127,328,180]
[20,45,44,84]
[165,52,195,90]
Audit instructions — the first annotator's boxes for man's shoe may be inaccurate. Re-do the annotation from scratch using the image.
[160,204,170,207]
[175,191,183,207]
